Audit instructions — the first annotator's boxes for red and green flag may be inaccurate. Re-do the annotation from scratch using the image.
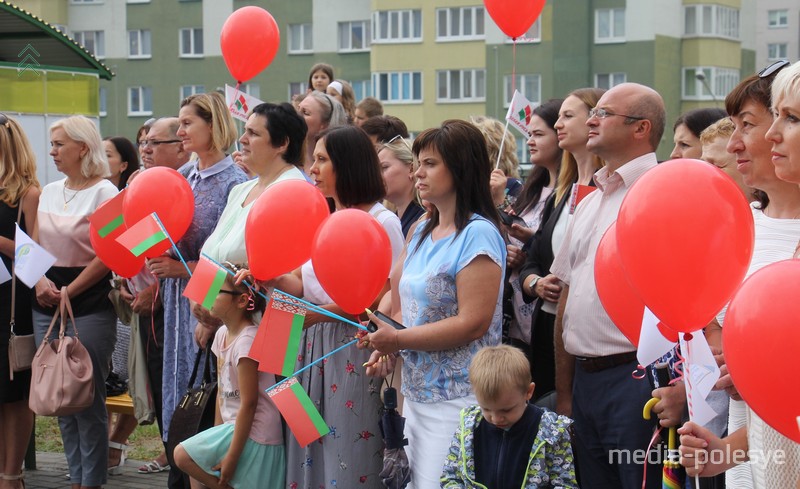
[267,377,329,447]
[183,257,228,310]
[116,212,168,257]
[250,292,306,376]
[88,190,126,238]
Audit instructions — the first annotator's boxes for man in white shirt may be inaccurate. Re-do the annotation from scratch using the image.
[550,83,666,488]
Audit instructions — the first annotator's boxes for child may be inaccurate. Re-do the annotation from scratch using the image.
[173,266,284,489]
[441,345,577,488]
[307,62,334,93]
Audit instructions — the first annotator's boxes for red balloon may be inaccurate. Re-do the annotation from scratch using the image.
[484,0,546,38]
[245,180,329,281]
[123,167,194,258]
[89,223,145,279]
[616,159,754,332]
[311,209,392,315]
[724,260,800,443]
[595,222,645,347]
[220,7,280,83]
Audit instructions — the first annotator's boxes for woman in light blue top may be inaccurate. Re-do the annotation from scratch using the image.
[365,119,506,488]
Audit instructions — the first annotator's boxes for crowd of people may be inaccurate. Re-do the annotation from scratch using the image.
[0,58,799,489]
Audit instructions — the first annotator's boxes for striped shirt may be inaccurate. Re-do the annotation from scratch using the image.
[550,153,657,357]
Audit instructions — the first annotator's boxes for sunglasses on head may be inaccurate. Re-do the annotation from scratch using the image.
[0,113,9,128]
[758,59,790,78]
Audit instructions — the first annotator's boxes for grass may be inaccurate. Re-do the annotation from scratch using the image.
[35,415,164,461]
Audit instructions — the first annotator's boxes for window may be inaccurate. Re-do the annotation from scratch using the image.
[99,87,107,117]
[595,8,625,43]
[437,69,485,102]
[240,84,260,99]
[351,80,371,101]
[71,0,101,4]
[128,87,152,116]
[595,73,627,90]
[179,28,203,57]
[767,43,788,61]
[339,21,370,52]
[503,74,541,107]
[684,5,739,39]
[127,0,150,3]
[682,67,739,100]
[768,10,788,28]
[436,6,484,41]
[288,23,312,53]
[180,85,205,100]
[372,71,422,103]
[288,82,305,100]
[128,30,151,58]
[372,9,422,43]
[507,18,541,43]
[73,30,105,58]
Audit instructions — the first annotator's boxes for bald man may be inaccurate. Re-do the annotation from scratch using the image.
[550,83,666,488]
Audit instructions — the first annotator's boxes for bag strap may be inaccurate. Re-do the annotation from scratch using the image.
[9,196,23,337]
[201,343,213,385]
[186,346,205,389]
[60,286,79,337]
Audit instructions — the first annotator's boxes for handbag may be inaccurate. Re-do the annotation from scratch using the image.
[28,288,95,416]
[165,345,217,466]
[8,197,36,380]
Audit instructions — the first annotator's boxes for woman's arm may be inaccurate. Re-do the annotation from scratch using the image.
[215,357,259,488]
[367,255,501,353]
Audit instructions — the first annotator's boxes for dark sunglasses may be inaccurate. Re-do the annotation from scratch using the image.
[758,59,790,78]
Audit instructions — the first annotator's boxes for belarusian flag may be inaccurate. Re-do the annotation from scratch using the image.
[116,212,168,257]
[88,190,126,238]
[268,377,329,447]
[183,257,228,310]
[250,292,306,376]
[505,89,535,137]
[225,84,265,122]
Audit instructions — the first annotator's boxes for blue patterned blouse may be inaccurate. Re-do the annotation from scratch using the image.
[399,215,506,403]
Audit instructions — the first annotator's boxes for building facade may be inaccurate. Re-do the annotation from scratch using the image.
[14,0,763,161]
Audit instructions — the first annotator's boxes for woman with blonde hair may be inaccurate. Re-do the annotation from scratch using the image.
[297,91,348,169]
[518,88,605,400]
[0,114,41,489]
[146,92,248,486]
[33,115,119,489]
[378,137,425,237]
[471,116,522,206]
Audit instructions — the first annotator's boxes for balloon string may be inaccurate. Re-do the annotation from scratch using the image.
[265,338,359,393]
[682,334,701,488]
[511,38,517,94]
[150,273,160,349]
[641,426,663,489]
[671,346,685,386]
[200,252,368,331]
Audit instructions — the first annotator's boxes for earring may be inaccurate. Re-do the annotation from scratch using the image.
[246,292,255,311]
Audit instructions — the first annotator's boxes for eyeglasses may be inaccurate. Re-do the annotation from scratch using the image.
[382,134,412,151]
[139,139,181,148]
[218,289,243,296]
[588,108,646,121]
[758,59,790,78]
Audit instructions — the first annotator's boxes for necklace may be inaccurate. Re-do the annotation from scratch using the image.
[62,179,90,211]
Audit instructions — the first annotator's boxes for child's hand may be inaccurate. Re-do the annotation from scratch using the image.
[212,457,236,489]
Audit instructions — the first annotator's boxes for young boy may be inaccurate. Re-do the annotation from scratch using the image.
[440,345,577,488]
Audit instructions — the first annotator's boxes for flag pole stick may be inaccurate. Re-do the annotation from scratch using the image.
[152,213,192,277]
[266,338,359,393]
[495,118,511,170]
[201,252,368,331]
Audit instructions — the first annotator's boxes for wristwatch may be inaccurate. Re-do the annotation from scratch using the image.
[526,275,541,295]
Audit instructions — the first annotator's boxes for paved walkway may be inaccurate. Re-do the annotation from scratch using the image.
[24,452,169,489]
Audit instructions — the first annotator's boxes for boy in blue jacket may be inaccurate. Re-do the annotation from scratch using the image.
[441,345,577,488]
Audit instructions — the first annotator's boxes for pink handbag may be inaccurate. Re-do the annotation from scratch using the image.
[29,287,95,416]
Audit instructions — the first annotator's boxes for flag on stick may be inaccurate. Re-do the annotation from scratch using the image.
[116,212,168,257]
[250,292,306,376]
[225,84,265,122]
[505,89,535,137]
[268,377,330,447]
[14,224,56,288]
[88,190,126,238]
[183,257,228,310]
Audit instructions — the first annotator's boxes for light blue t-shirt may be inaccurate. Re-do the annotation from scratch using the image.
[399,215,506,403]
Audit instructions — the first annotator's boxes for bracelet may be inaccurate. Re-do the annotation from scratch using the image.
[393,329,401,352]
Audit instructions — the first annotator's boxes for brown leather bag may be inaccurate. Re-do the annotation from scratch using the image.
[28,287,95,416]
